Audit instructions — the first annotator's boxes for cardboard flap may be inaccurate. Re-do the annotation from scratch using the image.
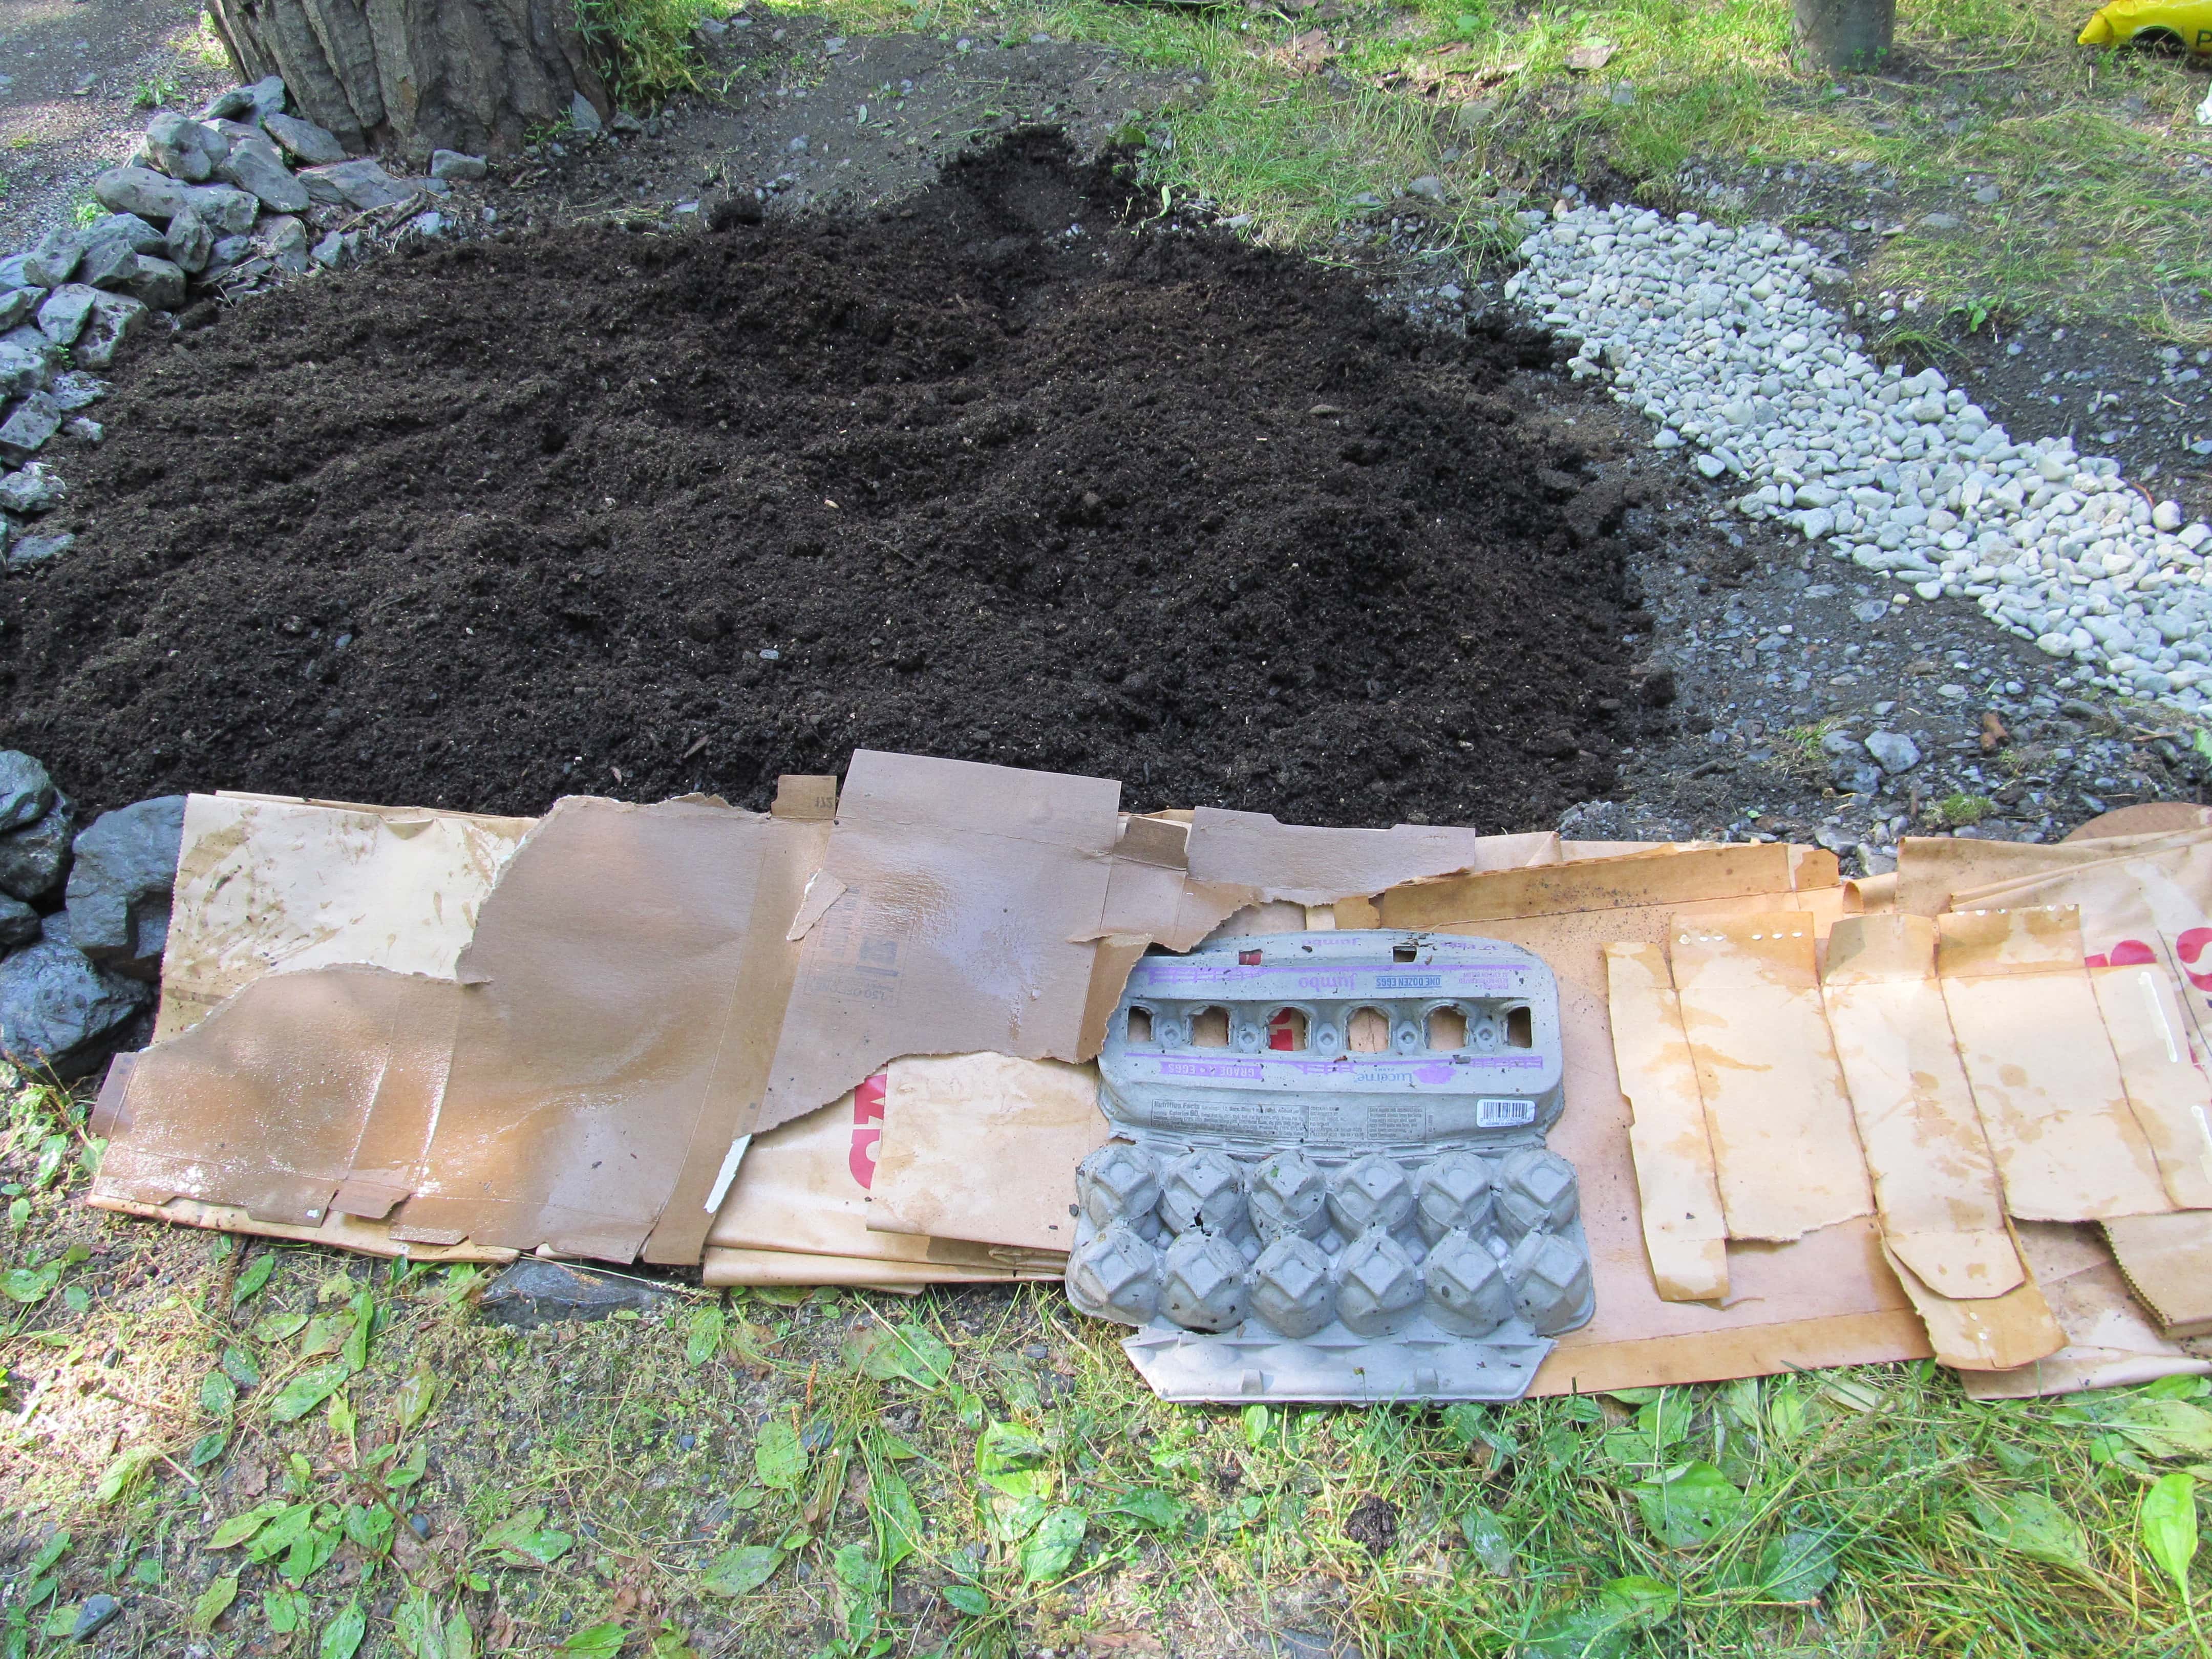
[759,752,1123,1134]
[1668,913,1873,1242]
[867,1052,1108,1252]
[1961,1220,2211,1397]
[1603,943,1728,1303]
[1185,808,1558,906]
[2102,1211,2212,1337]
[1362,843,1837,930]
[1821,913,2023,1300]
[1881,1240,2065,1372]
[1937,908,2174,1223]
[2090,964,2212,1211]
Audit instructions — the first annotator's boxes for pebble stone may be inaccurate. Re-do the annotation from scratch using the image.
[1507,201,2212,713]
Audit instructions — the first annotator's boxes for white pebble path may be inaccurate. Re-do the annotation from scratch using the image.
[1503,200,2212,714]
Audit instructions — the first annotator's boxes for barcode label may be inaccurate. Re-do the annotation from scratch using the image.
[1476,1097,1536,1128]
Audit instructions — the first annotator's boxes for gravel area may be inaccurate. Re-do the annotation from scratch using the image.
[1509,197,2212,715]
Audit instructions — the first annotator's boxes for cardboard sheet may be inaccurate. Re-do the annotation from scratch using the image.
[1961,1221,2211,1397]
[1896,829,2212,917]
[762,752,1126,1136]
[707,1076,1065,1277]
[1373,856,1929,1397]
[2102,1211,2212,1338]
[1936,907,2174,1222]
[158,793,533,1040]
[1602,943,1728,1302]
[2091,963,2212,1210]
[1669,914,1874,1242]
[1821,914,2022,1298]
[866,1053,1109,1252]
[699,1248,1049,1289]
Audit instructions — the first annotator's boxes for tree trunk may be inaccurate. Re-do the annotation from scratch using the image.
[203,0,611,163]
[1792,0,1895,70]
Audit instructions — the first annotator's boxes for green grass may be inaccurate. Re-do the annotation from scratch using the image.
[579,0,737,109]
[3,1071,2210,1656]
[744,0,2212,335]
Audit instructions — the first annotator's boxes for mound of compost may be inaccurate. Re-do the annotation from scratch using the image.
[0,132,1641,826]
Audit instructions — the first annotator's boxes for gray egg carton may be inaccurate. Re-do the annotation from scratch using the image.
[1066,930,1592,1403]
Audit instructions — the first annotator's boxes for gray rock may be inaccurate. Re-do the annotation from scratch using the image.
[76,238,138,292]
[203,235,253,280]
[568,92,604,137]
[0,289,38,333]
[1920,211,1961,231]
[244,75,287,120]
[20,230,80,289]
[263,111,348,165]
[218,134,310,213]
[182,184,260,235]
[0,394,62,459]
[91,166,192,223]
[1832,759,1884,797]
[0,256,30,291]
[5,531,72,569]
[0,895,38,949]
[74,293,147,369]
[112,254,186,311]
[0,464,65,515]
[164,204,214,274]
[80,213,166,255]
[144,112,231,182]
[47,371,107,412]
[69,1594,121,1642]
[429,148,487,182]
[65,796,186,981]
[0,932,150,1078]
[0,753,55,834]
[1820,729,1868,759]
[1406,175,1447,202]
[476,1259,671,1328]
[406,210,445,240]
[200,85,258,121]
[3,327,63,372]
[1850,599,1890,624]
[37,285,97,347]
[0,796,73,900]
[0,343,46,402]
[63,417,100,445]
[258,215,311,274]
[199,77,284,123]
[309,230,350,270]
[298,158,416,211]
[1863,730,1922,774]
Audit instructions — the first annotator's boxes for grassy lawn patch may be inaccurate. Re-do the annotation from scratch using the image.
[1,1071,2207,1654]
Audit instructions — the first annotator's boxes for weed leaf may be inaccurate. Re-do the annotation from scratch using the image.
[220,1345,260,1389]
[559,1624,627,1656]
[1111,1488,1186,1532]
[686,1303,725,1366]
[209,1502,288,1549]
[844,1322,953,1389]
[755,1420,806,1490]
[1521,1575,1677,1659]
[1022,1506,1087,1583]
[262,1588,310,1634]
[943,1584,990,1617]
[703,1544,784,1597]
[25,1533,67,1577]
[870,1462,924,1571]
[190,1574,239,1633]
[200,1371,238,1418]
[1459,1506,1516,1577]
[1970,1492,2095,1577]
[481,1506,573,1568]
[320,1600,366,1659]
[1756,1529,1838,1603]
[2142,1471,2200,1598]
[395,1361,437,1432]
[232,1254,276,1305]
[1630,1461,1743,1549]
[976,1420,1052,1500]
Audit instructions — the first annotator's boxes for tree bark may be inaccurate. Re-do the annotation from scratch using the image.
[203,0,611,163]
[1792,0,1895,71]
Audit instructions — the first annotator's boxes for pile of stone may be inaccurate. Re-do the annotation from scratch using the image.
[0,753,181,1079]
[0,75,486,572]
[1508,200,2212,714]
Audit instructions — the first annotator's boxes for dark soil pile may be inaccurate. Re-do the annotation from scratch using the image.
[0,132,1641,827]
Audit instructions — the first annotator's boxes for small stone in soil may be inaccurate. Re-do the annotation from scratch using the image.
[430,148,487,182]
[0,394,62,459]
[0,462,65,515]
[0,752,55,834]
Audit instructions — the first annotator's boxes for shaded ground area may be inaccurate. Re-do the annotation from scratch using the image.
[0,133,1639,828]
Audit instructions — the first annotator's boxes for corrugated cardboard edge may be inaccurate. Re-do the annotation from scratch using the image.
[83,1193,517,1264]
[2101,1211,2212,1337]
[1532,1309,1931,1395]
[1959,1220,2212,1397]
[1602,942,1728,1302]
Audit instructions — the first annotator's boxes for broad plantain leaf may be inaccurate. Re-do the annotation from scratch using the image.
[702,1544,784,1598]
[269,1362,351,1423]
[1970,1492,2095,1577]
[2143,1471,2200,1598]
[1630,1462,1743,1550]
[1020,1507,1087,1583]
[754,1420,805,1491]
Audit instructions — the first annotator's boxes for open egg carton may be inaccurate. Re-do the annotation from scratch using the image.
[1066,930,1592,1403]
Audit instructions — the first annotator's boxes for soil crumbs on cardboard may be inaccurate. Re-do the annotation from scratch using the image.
[1,132,1639,827]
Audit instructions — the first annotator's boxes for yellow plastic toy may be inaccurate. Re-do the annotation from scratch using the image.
[2077,0,2212,52]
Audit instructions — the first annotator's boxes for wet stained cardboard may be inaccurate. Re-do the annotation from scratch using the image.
[1880,1236,2064,1372]
[1365,849,1932,1397]
[1602,942,1729,1303]
[1669,913,1875,1243]
[867,1052,1109,1253]
[157,793,533,1041]
[2101,1210,2212,1337]
[1961,1220,2212,1397]
[1181,809,1560,905]
[1820,913,2024,1299]
[1936,906,2174,1223]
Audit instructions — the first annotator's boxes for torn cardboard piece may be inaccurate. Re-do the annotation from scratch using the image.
[1180,808,1559,904]
[157,793,534,1041]
[1669,913,1874,1242]
[1820,913,2023,1299]
[1936,906,2174,1222]
[100,791,833,1265]
[1602,942,1728,1303]
[1880,1238,2064,1372]
[707,1074,1059,1280]
[1351,842,1838,931]
[2102,1211,2212,1338]
[867,1053,1108,1253]
[1960,1221,2211,1397]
